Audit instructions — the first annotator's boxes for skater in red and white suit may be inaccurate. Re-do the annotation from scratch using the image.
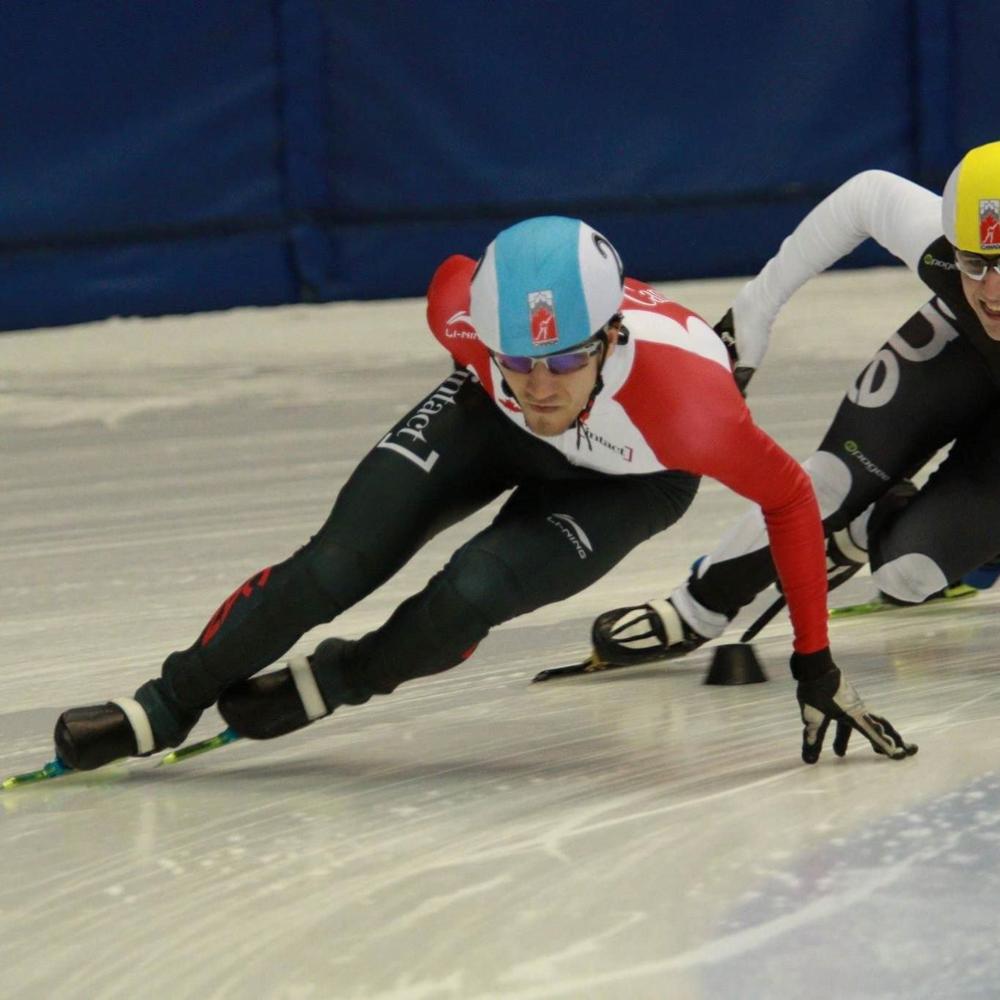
[54,217,914,771]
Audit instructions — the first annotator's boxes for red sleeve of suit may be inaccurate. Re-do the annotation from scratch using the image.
[614,335,828,653]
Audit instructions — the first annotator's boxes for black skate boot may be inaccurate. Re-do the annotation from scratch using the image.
[219,655,332,740]
[592,597,708,666]
[54,699,155,771]
[54,678,201,772]
[219,638,372,739]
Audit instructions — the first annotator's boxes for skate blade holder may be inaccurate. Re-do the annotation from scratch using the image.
[704,643,767,685]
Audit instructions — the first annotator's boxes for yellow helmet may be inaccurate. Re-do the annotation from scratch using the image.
[941,140,1000,252]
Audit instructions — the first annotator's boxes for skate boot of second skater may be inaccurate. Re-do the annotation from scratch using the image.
[592,596,709,666]
[54,679,201,772]
[963,554,1000,591]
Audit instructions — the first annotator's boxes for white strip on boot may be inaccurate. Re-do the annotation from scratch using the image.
[110,697,156,755]
[646,598,687,646]
[668,585,728,641]
[289,656,328,721]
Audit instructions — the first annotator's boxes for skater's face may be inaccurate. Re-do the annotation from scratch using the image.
[498,328,617,436]
[958,253,1000,340]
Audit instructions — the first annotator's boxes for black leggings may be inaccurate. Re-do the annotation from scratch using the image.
[162,370,699,709]
[690,297,1000,615]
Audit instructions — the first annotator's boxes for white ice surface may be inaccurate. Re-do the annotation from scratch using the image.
[2,269,999,1000]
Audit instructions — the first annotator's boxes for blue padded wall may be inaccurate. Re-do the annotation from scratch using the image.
[0,0,994,331]
[0,1,294,330]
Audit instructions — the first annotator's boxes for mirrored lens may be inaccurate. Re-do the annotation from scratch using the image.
[545,350,593,374]
[495,354,535,374]
[494,342,598,375]
[955,250,1000,281]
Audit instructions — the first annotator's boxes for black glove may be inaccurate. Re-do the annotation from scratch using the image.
[790,648,918,764]
[714,309,755,396]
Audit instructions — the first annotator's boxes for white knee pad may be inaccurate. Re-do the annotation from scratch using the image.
[802,451,852,518]
[872,554,948,604]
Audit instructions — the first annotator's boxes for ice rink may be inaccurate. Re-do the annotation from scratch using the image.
[2,268,998,1000]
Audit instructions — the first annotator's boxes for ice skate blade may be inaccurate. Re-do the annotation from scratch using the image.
[530,653,665,683]
[830,583,978,619]
[2,757,70,789]
[2,755,135,791]
[159,728,242,766]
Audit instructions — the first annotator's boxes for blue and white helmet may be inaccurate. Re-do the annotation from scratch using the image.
[469,216,624,357]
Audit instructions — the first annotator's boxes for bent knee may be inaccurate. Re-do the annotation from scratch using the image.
[803,451,852,519]
[443,545,530,627]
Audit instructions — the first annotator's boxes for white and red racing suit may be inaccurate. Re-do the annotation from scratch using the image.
[427,254,828,653]
[152,252,830,718]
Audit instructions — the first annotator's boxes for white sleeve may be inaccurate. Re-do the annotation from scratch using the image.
[732,170,942,369]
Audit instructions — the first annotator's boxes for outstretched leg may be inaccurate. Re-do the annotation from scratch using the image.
[55,373,511,768]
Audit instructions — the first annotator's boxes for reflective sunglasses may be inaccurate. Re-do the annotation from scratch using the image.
[493,338,603,376]
[954,249,1000,281]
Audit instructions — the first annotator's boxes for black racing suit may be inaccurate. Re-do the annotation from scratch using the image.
[145,369,698,736]
[687,236,1000,621]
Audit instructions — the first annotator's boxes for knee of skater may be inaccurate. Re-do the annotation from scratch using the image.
[872,554,948,604]
[301,543,379,620]
[440,546,528,629]
[803,452,852,519]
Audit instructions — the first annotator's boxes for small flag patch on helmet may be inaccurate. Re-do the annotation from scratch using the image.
[940,142,1000,252]
[980,200,1000,250]
[528,290,559,346]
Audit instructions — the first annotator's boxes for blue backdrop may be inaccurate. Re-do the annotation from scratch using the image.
[0,0,994,331]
